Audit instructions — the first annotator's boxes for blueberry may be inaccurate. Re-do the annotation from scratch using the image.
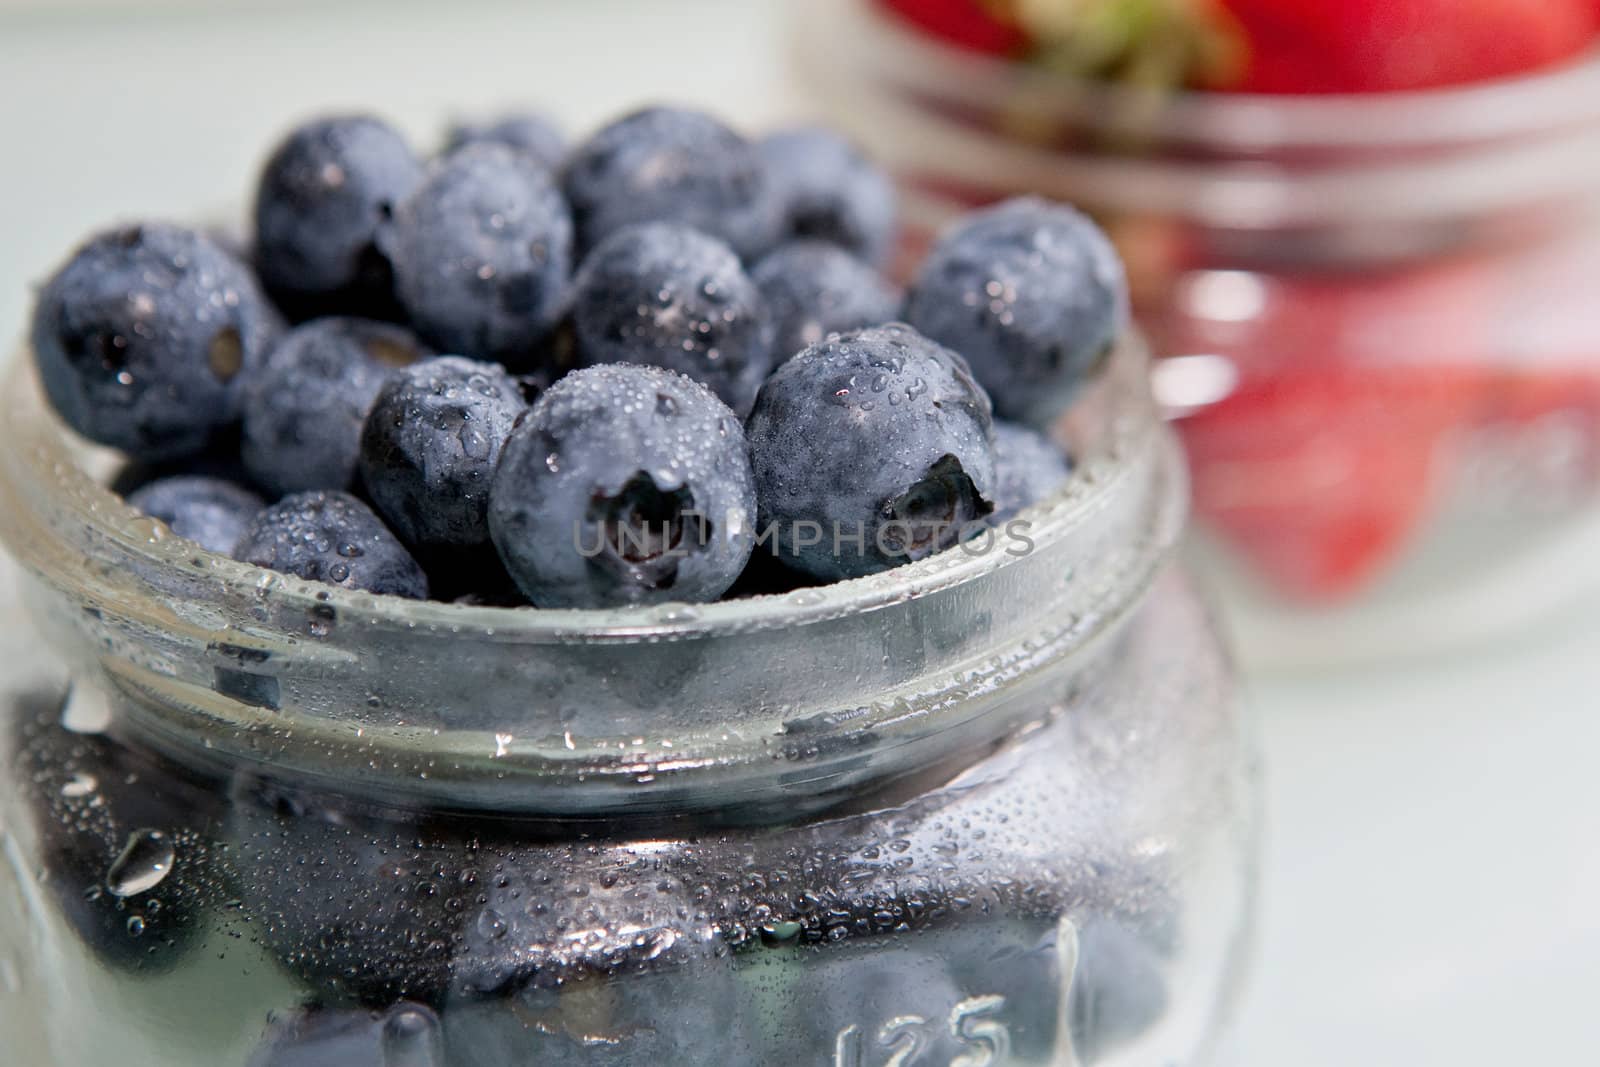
[230,777,740,1015]
[758,127,897,266]
[490,363,756,608]
[750,240,900,362]
[31,224,282,460]
[571,222,774,415]
[241,318,430,496]
[904,197,1127,424]
[445,111,566,171]
[561,106,779,260]
[226,783,458,1005]
[441,966,749,1066]
[218,695,1168,1045]
[232,490,428,598]
[359,356,525,555]
[989,420,1072,521]
[746,323,996,580]
[253,115,423,317]
[126,475,265,555]
[247,1003,442,1067]
[8,687,230,974]
[1069,917,1171,1061]
[381,143,573,362]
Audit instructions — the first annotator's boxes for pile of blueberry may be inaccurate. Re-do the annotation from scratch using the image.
[31,106,1124,609]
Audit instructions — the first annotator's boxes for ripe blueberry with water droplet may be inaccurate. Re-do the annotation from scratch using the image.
[253,115,423,318]
[747,323,997,580]
[381,143,573,362]
[242,317,430,495]
[750,240,900,362]
[561,106,780,260]
[905,196,1127,425]
[989,420,1073,521]
[233,490,428,598]
[758,126,898,266]
[490,363,757,608]
[126,474,265,555]
[359,356,525,556]
[571,222,775,415]
[31,224,282,460]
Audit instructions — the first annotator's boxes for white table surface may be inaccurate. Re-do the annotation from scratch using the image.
[2,2,1598,1064]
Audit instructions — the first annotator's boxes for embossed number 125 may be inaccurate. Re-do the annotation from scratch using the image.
[832,995,1011,1067]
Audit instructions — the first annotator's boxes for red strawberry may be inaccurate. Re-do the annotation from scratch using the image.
[1163,230,1600,597]
[1178,366,1486,600]
[1157,262,1497,599]
[877,0,1598,93]
[1218,0,1599,94]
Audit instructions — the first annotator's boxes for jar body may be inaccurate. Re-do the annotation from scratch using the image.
[0,299,1255,1064]
[797,0,1600,665]
[0,561,1253,1066]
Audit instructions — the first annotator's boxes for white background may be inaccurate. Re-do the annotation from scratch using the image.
[1,1,1598,1063]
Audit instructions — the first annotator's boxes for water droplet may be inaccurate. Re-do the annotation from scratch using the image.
[459,427,491,460]
[106,829,174,898]
[307,604,338,636]
[61,685,112,735]
[758,920,802,946]
[381,1004,442,1065]
[125,915,145,937]
[60,773,97,798]
[641,927,677,960]
[476,910,508,940]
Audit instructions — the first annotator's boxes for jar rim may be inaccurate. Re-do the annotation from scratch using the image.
[0,335,1182,815]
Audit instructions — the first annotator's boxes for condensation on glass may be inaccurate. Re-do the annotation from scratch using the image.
[0,336,1257,1065]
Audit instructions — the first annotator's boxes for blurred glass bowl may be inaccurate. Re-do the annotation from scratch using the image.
[794,0,1600,668]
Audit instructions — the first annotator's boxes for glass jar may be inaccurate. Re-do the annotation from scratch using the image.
[794,0,1600,668]
[0,330,1257,1065]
